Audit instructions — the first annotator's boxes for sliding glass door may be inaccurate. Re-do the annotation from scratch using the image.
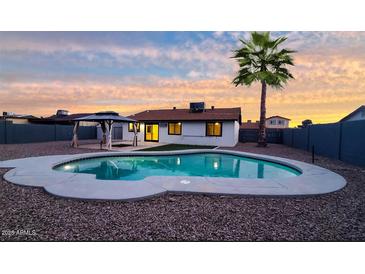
[144,123,159,142]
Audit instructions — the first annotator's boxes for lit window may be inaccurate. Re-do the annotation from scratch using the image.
[128,122,140,132]
[206,122,222,137]
[168,122,182,135]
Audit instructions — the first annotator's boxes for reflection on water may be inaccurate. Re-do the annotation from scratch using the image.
[257,162,264,179]
[55,153,300,180]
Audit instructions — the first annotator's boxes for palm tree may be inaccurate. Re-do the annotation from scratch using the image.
[232,32,295,147]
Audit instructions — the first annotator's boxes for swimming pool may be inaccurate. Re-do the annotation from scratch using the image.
[0,149,347,200]
[54,153,301,180]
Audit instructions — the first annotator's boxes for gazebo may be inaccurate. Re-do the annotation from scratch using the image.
[71,111,136,150]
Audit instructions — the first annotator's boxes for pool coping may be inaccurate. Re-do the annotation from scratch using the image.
[0,149,347,200]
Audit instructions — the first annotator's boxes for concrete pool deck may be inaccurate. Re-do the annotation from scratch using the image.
[0,149,347,200]
[77,140,168,151]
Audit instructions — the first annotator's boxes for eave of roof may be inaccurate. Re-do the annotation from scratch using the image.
[74,114,135,122]
[1,115,37,119]
[35,113,93,122]
[266,115,291,121]
[128,107,241,122]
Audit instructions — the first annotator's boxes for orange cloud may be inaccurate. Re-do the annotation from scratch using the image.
[2,65,364,127]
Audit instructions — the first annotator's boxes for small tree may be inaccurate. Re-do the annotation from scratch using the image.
[301,119,313,128]
[232,32,295,146]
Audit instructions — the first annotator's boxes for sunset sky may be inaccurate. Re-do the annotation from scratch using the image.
[1,31,364,127]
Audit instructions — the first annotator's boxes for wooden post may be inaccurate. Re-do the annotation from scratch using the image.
[133,122,138,146]
[109,121,113,150]
[100,121,107,148]
[106,120,113,150]
[71,121,80,147]
[106,121,110,150]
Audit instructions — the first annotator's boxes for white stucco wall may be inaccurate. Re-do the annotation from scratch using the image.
[122,122,145,142]
[233,120,239,145]
[120,121,239,147]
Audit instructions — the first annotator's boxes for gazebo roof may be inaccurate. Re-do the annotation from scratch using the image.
[74,111,135,122]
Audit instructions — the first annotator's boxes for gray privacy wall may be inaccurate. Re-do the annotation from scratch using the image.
[341,121,365,165]
[309,123,341,159]
[292,128,309,150]
[239,129,283,143]
[283,120,365,167]
[0,121,97,144]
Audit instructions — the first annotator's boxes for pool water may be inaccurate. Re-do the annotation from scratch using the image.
[54,153,301,180]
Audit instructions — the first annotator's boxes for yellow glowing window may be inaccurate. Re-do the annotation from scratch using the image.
[128,122,140,132]
[145,124,159,141]
[168,122,182,135]
[206,122,222,136]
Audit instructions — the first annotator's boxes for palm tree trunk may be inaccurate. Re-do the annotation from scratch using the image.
[258,80,267,147]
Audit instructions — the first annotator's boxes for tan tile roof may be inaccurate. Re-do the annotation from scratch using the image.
[128,107,241,122]
[240,121,259,129]
[266,115,291,121]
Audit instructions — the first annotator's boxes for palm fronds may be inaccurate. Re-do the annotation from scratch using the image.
[232,32,295,89]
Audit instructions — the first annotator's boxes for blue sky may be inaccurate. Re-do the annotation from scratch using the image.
[1,31,365,125]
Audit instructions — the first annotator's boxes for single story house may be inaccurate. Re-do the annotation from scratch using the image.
[1,112,38,124]
[340,105,365,122]
[121,103,242,147]
[240,120,260,129]
[29,109,97,126]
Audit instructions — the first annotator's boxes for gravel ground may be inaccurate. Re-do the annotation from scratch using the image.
[0,141,364,241]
